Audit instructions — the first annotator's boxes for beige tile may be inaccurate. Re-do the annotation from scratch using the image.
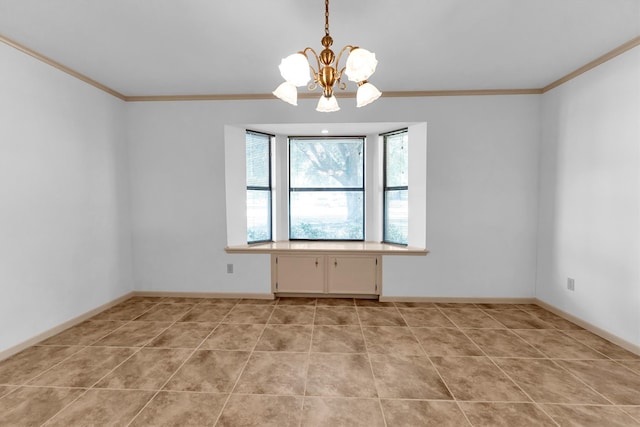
[620,360,640,374]
[40,320,126,346]
[197,298,240,306]
[129,391,227,427]
[316,298,355,306]
[557,359,640,405]
[255,324,313,352]
[562,330,640,360]
[435,303,479,309]
[95,348,191,390]
[355,299,395,307]
[0,345,81,385]
[45,389,154,426]
[381,400,469,427]
[29,346,135,388]
[146,322,217,348]
[0,386,84,426]
[306,353,377,397]
[485,309,556,329]
[311,325,366,353]
[464,329,545,358]
[431,356,529,402]
[527,309,583,330]
[234,352,307,395]
[201,323,264,350]
[239,298,278,305]
[134,303,194,321]
[622,406,640,423]
[370,354,452,399]
[398,308,456,327]
[93,321,171,347]
[277,297,317,306]
[269,306,315,324]
[476,303,525,310]
[514,329,607,359]
[541,404,640,427]
[314,306,359,325]
[223,305,274,323]
[363,326,424,355]
[91,302,156,321]
[0,385,14,398]
[412,327,483,356]
[159,297,204,304]
[164,350,250,393]
[178,305,233,322]
[357,307,406,326]
[217,394,302,427]
[393,301,437,308]
[439,308,504,328]
[495,358,608,404]
[460,402,556,426]
[302,397,385,427]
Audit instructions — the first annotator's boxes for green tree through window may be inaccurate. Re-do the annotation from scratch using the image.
[289,137,364,240]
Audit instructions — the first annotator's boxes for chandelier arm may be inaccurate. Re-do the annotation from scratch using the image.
[301,47,322,75]
[335,45,357,73]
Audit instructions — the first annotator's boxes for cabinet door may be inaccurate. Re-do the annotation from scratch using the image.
[275,255,325,293]
[327,256,379,294]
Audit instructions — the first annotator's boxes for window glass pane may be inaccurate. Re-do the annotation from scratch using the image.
[384,190,408,245]
[385,132,408,187]
[290,191,363,240]
[246,132,270,187]
[247,190,271,242]
[290,139,363,188]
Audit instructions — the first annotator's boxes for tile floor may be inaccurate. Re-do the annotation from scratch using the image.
[1,297,640,426]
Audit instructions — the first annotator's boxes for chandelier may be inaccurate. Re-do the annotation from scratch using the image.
[273,0,381,112]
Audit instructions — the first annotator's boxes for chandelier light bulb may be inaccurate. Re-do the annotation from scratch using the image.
[356,82,382,107]
[316,95,340,112]
[272,82,298,106]
[279,53,311,87]
[345,48,378,82]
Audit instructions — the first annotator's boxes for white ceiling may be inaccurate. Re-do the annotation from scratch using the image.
[0,0,638,97]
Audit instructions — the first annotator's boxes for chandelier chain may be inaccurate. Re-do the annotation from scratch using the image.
[325,0,330,36]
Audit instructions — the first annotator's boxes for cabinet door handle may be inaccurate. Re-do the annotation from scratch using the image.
[315,258,319,268]
[334,259,338,267]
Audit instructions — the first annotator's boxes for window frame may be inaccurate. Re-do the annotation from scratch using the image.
[246,130,273,244]
[288,136,366,241]
[382,128,409,246]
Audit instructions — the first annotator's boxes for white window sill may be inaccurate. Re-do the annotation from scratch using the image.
[225,241,428,256]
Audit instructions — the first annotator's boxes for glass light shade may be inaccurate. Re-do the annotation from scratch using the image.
[356,82,382,107]
[272,82,298,106]
[345,48,378,82]
[316,95,340,112]
[278,53,311,87]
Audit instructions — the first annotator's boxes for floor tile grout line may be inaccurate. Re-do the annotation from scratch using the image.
[211,300,276,427]
[354,301,389,427]
[544,358,617,406]
[453,324,561,426]
[397,306,474,426]
[40,303,180,426]
[124,299,241,427]
[299,302,318,427]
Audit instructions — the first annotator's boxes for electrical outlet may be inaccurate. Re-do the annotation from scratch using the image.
[567,277,575,291]
[227,264,234,274]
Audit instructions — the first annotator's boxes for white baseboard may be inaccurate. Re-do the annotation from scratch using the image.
[534,299,640,356]
[0,292,134,362]
[379,296,537,304]
[132,291,275,300]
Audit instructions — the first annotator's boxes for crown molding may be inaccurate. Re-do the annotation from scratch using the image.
[0,34,127,101]
[2,33,639,102]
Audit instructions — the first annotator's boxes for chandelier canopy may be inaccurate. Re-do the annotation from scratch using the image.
[273,0,381,112]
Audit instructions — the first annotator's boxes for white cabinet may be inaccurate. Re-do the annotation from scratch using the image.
[272,254,381,295]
